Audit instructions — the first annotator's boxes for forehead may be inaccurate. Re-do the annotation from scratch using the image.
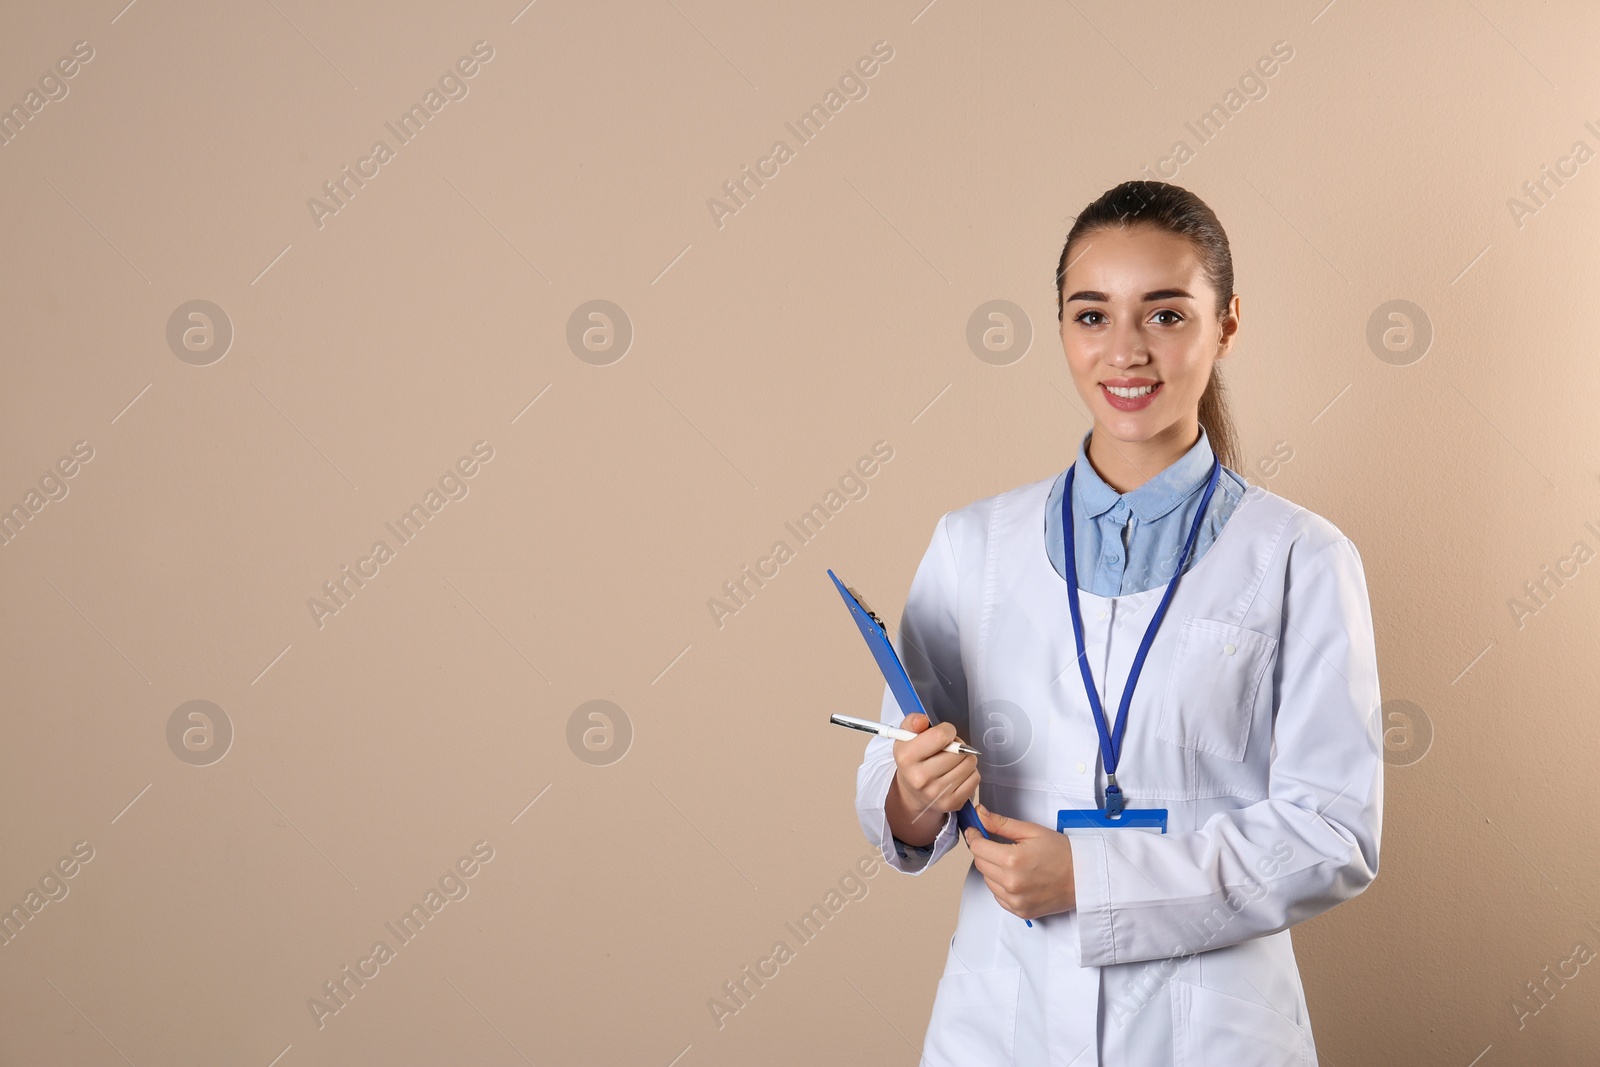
[1064,225,1207,296]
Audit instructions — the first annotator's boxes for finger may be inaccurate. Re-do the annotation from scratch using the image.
[975,803,1043,840]
[963,828,1014,867]
[898,735,971,782]
[995,894,1027,920]
[898,713,930,733]
[948,763,982,807]
[896,747,966,793]
[971,805,1019,843]
[903,720,959,760]
[905,773,959,825]
[907,741,967,776]
[977,871,1019,915]
[972,809,1016,840]
[925,758,979,810]
[908,770,968,823]
[966,845,1002,881]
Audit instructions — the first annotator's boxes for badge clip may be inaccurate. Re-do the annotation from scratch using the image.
[1105,774,1126,817]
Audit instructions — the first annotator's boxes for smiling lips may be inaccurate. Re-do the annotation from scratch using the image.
[1100,379,1162,411]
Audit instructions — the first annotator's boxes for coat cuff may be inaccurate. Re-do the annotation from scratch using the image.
[1068,831,1117,965]
[859,759,960,875]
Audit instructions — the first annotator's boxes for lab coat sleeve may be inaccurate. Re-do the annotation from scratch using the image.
[855,512,970,875]
[1069,535,1383,965]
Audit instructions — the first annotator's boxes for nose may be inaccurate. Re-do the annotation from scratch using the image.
[1106,322,1150,367]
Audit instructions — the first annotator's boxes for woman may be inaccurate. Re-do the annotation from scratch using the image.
[854,181,1382,1066]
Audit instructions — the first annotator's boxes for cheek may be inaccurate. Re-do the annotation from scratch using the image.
[1151,333,1208,378]
[1059,333,1099,373]
[1163,360,1213,403]
[1063,352,1101,393]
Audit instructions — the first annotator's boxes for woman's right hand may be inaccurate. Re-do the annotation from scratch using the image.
[885,713,980,846]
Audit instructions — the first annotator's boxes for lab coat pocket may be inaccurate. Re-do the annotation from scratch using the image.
[923,963,1021,1066]
[1171,978,1309,1067]
[1157,617,1278,762]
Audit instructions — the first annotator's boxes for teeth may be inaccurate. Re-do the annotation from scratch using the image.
[1106,384,1156,398]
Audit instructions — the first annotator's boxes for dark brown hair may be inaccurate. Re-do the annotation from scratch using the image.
[1054,180,1241,472]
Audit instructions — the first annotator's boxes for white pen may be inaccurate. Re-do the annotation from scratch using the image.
[829,713,981,755]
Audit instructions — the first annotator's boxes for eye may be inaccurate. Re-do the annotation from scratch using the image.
[1150,309,1184,325]
[1073,309,1107,326]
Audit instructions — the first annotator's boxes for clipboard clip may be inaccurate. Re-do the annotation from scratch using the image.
[844,586,887,634]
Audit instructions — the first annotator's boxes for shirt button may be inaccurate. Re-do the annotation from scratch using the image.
[1076,761,1087,774]
[1107,554,1121,563]
[1223,643,1237,655]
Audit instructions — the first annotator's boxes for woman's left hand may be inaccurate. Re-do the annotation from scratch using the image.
[962,802,1077,920]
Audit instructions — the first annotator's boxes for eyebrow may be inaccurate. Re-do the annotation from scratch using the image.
[1064,288,1195,303]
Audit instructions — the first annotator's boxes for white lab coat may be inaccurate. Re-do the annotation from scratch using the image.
[855,474,1382,1066]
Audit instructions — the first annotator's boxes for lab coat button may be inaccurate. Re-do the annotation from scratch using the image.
[1076,761,1086,773]
[1223,642,1237,655]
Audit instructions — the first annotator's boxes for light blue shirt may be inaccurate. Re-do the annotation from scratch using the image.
[1045,426,1248,596]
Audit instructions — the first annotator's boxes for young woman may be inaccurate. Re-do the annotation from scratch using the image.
[854,181,1382,1066]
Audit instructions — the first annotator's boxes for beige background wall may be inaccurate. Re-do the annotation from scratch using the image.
[1,1,1596,1064]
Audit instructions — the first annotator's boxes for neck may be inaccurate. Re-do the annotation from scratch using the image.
[1086,420,1202,494]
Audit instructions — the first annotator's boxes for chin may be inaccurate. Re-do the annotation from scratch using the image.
[1097,414,1176,444]
[1097,413,1159,437]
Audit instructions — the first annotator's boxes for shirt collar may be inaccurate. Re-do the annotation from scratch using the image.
[1072,426,1217,523]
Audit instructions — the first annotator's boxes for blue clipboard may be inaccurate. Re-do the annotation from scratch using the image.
[827,569,1021,868]
[827,569,995,841]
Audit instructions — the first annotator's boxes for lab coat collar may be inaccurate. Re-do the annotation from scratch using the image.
[1072,425,1217,523]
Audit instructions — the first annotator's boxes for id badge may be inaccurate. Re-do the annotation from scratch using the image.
[1058,808,1169,834]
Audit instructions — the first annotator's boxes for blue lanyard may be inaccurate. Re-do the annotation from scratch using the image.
[1062,453,1221,815]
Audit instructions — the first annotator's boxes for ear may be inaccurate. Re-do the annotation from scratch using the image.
[1215,293,1242,359]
